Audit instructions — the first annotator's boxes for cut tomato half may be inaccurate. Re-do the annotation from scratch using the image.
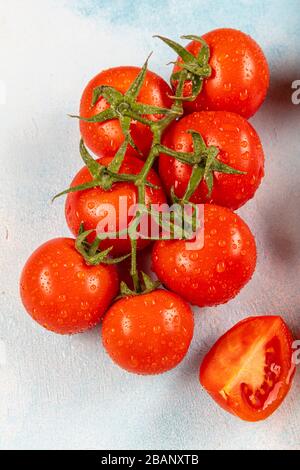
[200,316,295,421]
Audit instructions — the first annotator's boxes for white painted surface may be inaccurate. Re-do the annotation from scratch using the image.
[0,0,299,450]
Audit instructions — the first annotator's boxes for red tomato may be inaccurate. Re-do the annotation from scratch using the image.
[65,155,167,256]
[173,28,269,118]
[102,289,194,374]
[117,244,153,290]
[200,316,295,421]
[152,204,256,307]
[159,111,265,210]
[80,66,173,159]
[20,238,119,334]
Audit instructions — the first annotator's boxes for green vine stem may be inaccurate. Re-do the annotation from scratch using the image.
[58,34,247,296]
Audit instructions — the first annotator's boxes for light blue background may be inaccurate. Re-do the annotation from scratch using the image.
[0,0,299,449]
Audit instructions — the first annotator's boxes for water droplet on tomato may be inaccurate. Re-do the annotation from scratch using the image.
[216,261,226,273]
[242,151,250,160]
[239,89,248,101]
[80,301,89,310]
[223,82,232,91]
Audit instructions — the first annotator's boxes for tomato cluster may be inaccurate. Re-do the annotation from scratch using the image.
[20,28,296,422]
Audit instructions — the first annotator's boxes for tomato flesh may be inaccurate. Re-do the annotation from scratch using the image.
[200,316,295,421]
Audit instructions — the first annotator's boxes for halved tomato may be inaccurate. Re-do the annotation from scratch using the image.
[200,316,295,421]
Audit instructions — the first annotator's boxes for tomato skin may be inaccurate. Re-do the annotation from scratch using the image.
[65,155,167,256]
[102,289,194,374]
[80,66,173,159]
[152,205,256,307]
[173,28,269,118]
[159,111,265,210]
[200,316,295,421]
[20,238,119,335]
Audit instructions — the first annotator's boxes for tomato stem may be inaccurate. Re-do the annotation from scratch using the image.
[130,238,140,292]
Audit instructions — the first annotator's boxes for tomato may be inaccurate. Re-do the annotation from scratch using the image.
[80,66,173,159]
[65,155,167,256]
[200,316,295,421]
[20,238,119,334]
[152,204,256,307]
[173,28,269,118]
[102,289,194,374]
[159,111,264,210]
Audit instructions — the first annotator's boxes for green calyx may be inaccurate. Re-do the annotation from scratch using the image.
[119,272,161,298]
[75,225,130,266]
[155,35,212,101]
[69,54,178,155]
[160,130,245,202]
[52,139,158,202]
